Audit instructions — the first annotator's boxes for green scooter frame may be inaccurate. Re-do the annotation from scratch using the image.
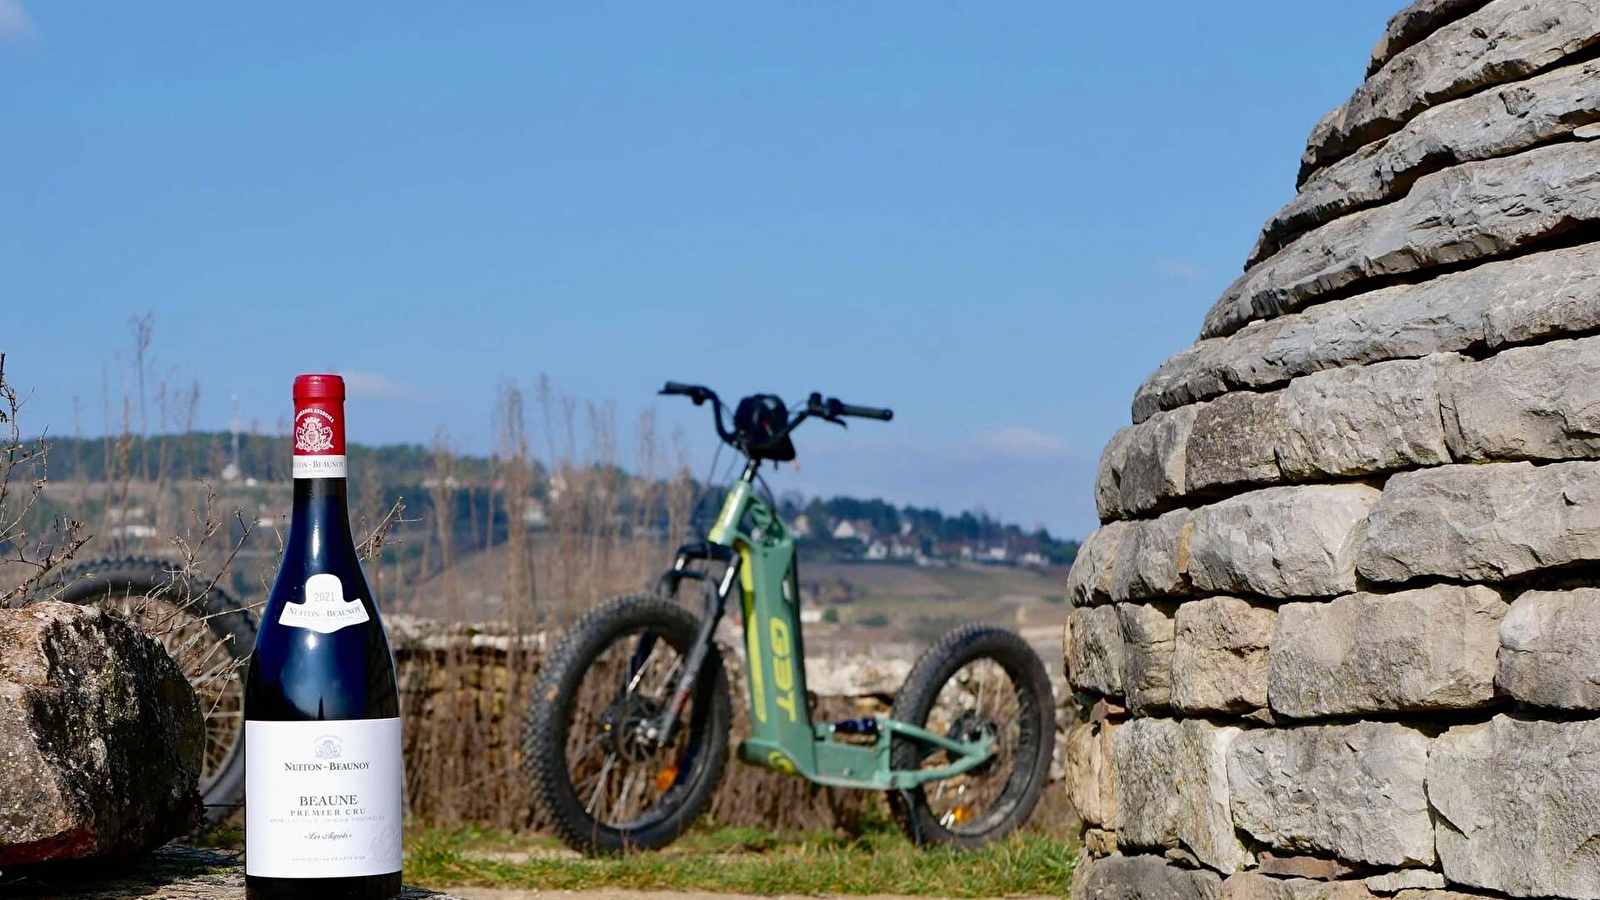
[703,474,993,791]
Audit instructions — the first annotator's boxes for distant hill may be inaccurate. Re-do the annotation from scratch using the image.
[35,431,1079,569]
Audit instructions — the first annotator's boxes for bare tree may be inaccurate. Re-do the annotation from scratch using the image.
[0,354,89,606]
[498,382,534,617]
[428,430,458,607]
[129,313,154,481]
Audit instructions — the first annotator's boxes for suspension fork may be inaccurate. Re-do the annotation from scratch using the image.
[644,553,738,746]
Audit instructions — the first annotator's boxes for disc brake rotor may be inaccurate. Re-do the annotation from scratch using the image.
[607,694,665,763]
[948,710,999,776]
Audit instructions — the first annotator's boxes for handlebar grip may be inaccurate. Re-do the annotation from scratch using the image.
[660,381,693,395]
[834,401,894,421]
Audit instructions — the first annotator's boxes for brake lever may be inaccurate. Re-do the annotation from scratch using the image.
[658,386,711,406]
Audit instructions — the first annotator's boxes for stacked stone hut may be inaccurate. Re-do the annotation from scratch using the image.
[1066,2,1600,899]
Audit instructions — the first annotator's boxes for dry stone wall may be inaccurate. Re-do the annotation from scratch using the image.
[1067,3,1600,899]
[389,619,888,833]
[389,619,1075,834]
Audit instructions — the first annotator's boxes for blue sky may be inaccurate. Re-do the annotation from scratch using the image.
[1,0,1403,537]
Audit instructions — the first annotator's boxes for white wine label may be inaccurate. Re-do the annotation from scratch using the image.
[279,573,371,634]
[246,717,403,878]
[293,455,348,479]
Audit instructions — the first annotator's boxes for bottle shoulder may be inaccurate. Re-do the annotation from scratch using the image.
[249,481,397,721]
[246,600,398,721]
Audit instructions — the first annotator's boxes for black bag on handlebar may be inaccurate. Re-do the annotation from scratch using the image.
[733,394,796,461]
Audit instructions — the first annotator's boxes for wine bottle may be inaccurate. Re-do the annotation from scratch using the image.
[244,374,403,900]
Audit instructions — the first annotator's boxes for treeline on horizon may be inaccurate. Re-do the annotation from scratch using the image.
[35,431,1080,564]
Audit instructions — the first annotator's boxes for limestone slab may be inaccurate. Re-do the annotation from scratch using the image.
[1357,460,1600,584]
[1268,585,1505,718]
[1498,588,1600,708]
[1189,484,1381,599]
[1076,854,1224,900]
[1300,0,1600,178]
[1255,60,1600,263]
[1116,718,1253,874]
[1172,597,1275,714]
[1135,243,1600,423]
[1119,602,1177,716]
[1068,605,1125,697]
[1206,141,1600,339]
[1429,715,1600,897]
[1228,723,1434,867]
[1443,335,1600,462]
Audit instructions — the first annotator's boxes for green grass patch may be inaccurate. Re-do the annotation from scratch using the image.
[190,824,244,849]
[404,824,1075,897]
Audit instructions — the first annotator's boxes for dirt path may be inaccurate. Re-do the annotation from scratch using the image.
[451,883,1056,890]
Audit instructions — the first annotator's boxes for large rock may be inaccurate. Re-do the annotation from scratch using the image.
[1429,715,1600,897]
[1075,854,1223,900]
[1134,243,1600,422]
[1205,140,1600,339]
[1443,335,1600,462]
[1068,605,1126,697]
[804,655,911,697]
[1172,597,1275,714]
[1116,718,1253,873]
[1268,585,1506,718]
[1299,0,1600,179]
[1228,723,1434,867]
[1189,484,1382,599]
[1498,588,1600,708]
[0,602,203,865]
[1119,602,1177,716]
[1357,460,1600,584]
[1255,60,1600,264]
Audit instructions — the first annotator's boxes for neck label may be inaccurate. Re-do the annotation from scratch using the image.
[292,455,348,478]
[280,573,371,633]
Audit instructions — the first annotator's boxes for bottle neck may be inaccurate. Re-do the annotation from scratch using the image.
[288,476,358,562]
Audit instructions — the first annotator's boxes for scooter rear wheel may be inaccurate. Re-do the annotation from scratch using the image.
[887,625,1055,847]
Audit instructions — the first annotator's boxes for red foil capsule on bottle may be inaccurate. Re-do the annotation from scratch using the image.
[292,374,347,478]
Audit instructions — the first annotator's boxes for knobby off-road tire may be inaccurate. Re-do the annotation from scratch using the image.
[50,555,257,826]
[523,595,731,855]
[887,624,1055,847]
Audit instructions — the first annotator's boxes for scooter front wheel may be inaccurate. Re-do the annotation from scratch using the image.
[887,625,1055,847]
[523,595,731,855]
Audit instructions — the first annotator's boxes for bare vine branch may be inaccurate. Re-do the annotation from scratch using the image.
[0,353,89,607]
